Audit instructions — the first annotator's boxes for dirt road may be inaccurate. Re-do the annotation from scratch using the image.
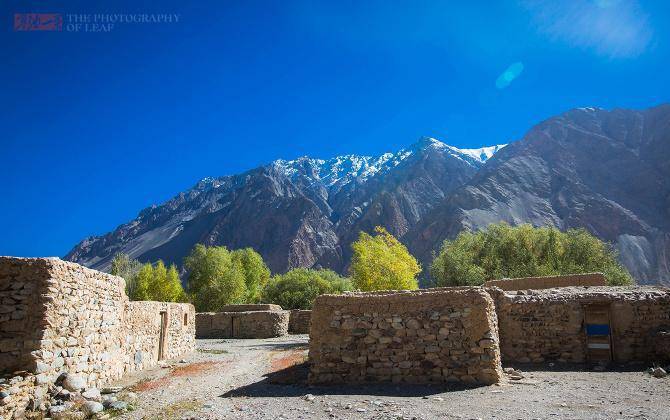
[114,336,670,419]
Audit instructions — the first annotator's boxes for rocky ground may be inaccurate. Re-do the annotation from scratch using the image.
[100,336,670,420]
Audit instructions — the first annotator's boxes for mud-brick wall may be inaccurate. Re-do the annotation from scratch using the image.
[489,286,670,364]
[289,310,311,334]
[123,302,195,373]
[483,273,607,291]
[308,288,503,385]
[196,310,289,338]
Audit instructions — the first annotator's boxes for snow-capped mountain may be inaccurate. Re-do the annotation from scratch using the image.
[65,105,670,285]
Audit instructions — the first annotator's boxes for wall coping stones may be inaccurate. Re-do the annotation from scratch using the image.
[483,273,608,290]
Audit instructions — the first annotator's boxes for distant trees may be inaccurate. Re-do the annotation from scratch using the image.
[231,247,271,303]
[184,244,246,311]
[349,226,421,291]
[430,223,634,287]
[110,253,186,302]
[262,268,352,309]
[110,253,142,298]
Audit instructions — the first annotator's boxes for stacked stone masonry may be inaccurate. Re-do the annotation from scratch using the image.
[308,288,503,385]
[483,273,607,290]
[0,257,195,418]
[196,305,289,339]
[288,310,311,334]
[489,286,670,364]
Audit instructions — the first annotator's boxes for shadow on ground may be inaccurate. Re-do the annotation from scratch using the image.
[220,363,484,398]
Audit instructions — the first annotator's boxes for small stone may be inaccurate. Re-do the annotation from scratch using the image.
[303,394,315,401]
[82,400,104,415]
[356,408,367,412]
[62,374,86,392]
[49,404,69,416]
[82,387,101,401]
[101,386,123,394]
[109,401,129,411]
[0,391,8,399]
[432,397,444,401]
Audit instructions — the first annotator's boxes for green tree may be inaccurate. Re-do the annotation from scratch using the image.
[184,244,247,311]
[262,268,353,309]
[110,253,142,298]
[132,262,153,301]
[430,222,634,287]
[350,226,421,291]
[125,260,187,302]
[231,248,271,303]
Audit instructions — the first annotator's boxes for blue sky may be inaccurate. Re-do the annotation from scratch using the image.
[2,0,669,257]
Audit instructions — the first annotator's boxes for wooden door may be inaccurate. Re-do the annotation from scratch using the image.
[158,311,168,361]
[584,304,613,364]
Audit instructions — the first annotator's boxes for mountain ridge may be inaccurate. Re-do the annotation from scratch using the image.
[65,105,670,286]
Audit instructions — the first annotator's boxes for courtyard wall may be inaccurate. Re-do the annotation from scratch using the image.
[196,307,289,339]
[288,310,311,334]
[308,288,503,385]
[489,286,670,364]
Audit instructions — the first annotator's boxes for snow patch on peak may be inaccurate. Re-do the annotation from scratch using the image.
[273,148,413,189]
[448,144,507,164]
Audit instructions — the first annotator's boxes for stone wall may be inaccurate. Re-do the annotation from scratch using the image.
[483,273,607,290]
[123,301,195,373]
[218,304,283,312]
[489,286,670,364]
[308,288,503,385]
[288,310,311,334]
[196,310,289,339]
[1,258,54,374]
[0,257,195,417]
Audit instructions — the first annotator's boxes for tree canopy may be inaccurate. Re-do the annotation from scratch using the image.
[262,268,352,309]
[111,253,186,302]
[349,226,421,291]
[231,247,271,303]
[430,223,634,287]
[184,244,247,311]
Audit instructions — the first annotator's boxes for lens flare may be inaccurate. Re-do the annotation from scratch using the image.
[495,62,524,89]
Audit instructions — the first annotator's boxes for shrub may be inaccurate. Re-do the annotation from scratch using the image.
[262,268,352,309]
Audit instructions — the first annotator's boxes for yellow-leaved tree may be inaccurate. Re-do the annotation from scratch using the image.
[350,226,421,291]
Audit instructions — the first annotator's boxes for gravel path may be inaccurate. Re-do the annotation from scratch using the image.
[114,336,670,419]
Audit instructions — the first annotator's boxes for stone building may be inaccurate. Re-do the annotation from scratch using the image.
[0,257,195,417]
[195,304,289,338]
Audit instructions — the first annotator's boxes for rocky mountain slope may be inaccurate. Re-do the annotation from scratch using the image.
[65,105,670,285]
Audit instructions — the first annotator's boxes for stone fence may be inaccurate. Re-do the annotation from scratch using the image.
[483,273,607,290]
[308,288,502,385]
[288,310,311,334]
[196,305,289,339]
